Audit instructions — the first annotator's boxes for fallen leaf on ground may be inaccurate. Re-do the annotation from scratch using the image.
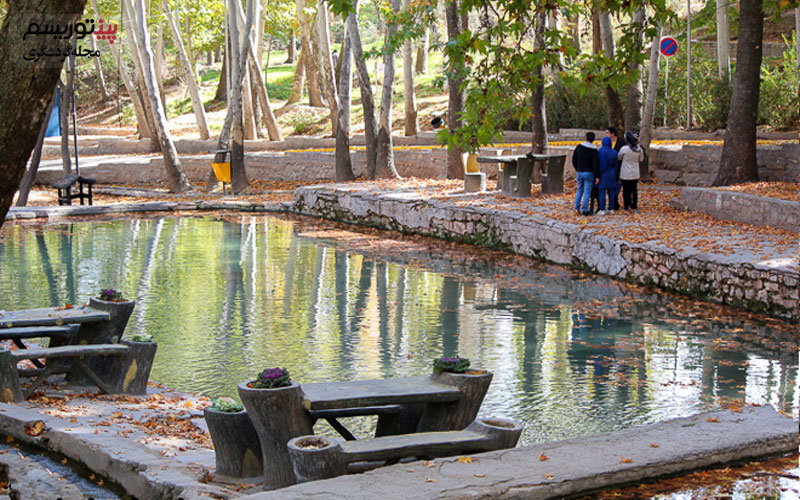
[456,456,473,463]
[540,453,548,461]
[621,457,633,463]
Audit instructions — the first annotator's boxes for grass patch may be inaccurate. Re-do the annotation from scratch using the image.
[266,65,295,102]
[201,69,220,83]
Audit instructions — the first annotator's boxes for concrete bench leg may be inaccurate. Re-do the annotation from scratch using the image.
[204,408,263,478]
[0,349,23,403]
[109,340,157,395]
[464,173,486,193]
[417,370,493,432]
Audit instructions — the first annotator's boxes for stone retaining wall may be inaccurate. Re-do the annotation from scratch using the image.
[293,186,799,322]
[651,143,800,186]
[670,187,800,234]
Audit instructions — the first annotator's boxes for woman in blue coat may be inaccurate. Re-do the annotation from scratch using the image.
[596,137,619,214]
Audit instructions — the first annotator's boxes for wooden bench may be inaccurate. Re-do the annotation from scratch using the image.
[53,174,96,206]
[287,417,523,482]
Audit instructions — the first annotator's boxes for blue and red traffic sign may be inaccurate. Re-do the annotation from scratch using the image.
[660,37,678,58]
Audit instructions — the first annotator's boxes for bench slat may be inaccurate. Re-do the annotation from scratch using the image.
[0,326,74,341]
[309,405,404,420]
[10,344,129,361]
[0,307,110,328]
[302,377,461,411]
[341,430,486,463]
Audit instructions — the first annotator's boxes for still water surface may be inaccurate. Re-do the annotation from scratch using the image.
[0,215,796,446]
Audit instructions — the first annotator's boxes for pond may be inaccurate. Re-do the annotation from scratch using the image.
[0,215,797,446]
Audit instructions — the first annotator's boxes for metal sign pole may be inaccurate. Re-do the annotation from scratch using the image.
[664,56,669,127]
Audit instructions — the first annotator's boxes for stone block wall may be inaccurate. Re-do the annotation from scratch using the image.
[293,186,799,322]
[651,143,800,186]
[670,187,800,234]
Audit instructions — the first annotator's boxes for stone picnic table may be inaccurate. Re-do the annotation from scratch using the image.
[477,153,566,197]
[0,300,154,401]
[236,371,498,490]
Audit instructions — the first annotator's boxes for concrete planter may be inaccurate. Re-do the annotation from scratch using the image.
[238,381,313,490]
[204,407,263,478]
[108,340,157,395]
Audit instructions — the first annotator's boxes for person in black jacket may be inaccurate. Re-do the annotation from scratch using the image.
[572,132,599,215]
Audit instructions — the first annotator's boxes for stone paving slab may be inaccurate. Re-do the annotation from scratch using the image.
[244,406,797,500]
[0,386,242,500]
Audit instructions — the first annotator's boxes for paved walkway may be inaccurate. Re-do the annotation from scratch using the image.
[245,406,795,500]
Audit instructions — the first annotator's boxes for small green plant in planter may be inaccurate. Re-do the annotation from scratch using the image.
[209,397,244,413]
[129,334,153,342]
[250,367,292,389]
[97,288,125,302]
[433,356,471,374]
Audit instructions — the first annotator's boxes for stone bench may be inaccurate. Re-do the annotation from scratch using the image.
[0,340,156,402]
[287,416,523,482]
[238,370,493,490]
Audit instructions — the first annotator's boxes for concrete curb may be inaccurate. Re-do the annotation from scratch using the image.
[0,400,231,500]
[242,406,797,500]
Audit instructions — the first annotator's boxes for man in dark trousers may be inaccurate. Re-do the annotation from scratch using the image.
[572,132,600,216]
[605,127,623,210]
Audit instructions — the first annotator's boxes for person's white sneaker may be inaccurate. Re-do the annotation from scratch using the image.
[597,210,606,216]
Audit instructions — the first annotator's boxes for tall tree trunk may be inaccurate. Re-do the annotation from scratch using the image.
[716,0,731,82]
[163,0,211,139]
[248,53,283,140]
[570,14,581,55]
[375,0,401,179]
[531,12,547,154]
[415,29,429,75]
[285,45,307,105]
[0,0,89,230]
[640,24,662,180]
[215,52,228,102]
[714,0,763,186]
[155,21,165,108]
[318,0,339,136]
[297,0,324,107]
[59,80,72,175]
[93,0,150,139]
[242,69,258,139]
[624,8,645,133]
[445,0,465,179]
[90,34,109,101]
[350,5,378,179]
[286,31,297,63]
[121,0,159,143]
[598,9,625,133]
[135,0,192,193]
[108,37,152,139]
[17,88,57,207]
[227,0,257,193]
[335,7,356,181]
[402,0,419,136]
[184,11,196,78]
